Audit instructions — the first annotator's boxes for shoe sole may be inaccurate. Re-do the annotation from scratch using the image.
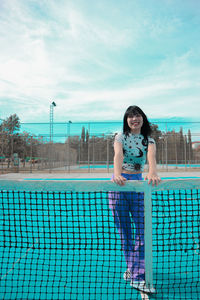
[130,282,156,294]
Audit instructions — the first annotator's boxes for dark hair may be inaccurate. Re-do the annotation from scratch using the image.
[123,105,152,139]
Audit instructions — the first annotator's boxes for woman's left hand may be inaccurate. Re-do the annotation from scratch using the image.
[145,173,161,186]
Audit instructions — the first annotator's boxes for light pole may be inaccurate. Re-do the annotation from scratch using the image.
[0,119,4,173]
[50,101,56,143]
[49,101,56,172]
[67,121,72,172]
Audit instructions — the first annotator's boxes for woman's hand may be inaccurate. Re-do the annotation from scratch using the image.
[145,173,161,186]
[112,175,127,186]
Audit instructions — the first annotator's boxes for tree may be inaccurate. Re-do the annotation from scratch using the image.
[86,130,89,144]
[150,123,162,143]
[188,129,193,163]
[81,126,85,143]
[179,127,184,163]
[150,123,163,163]
[0,114,20,160]
[0,114,20,134]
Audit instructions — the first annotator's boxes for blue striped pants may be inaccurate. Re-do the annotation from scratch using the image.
[109,173,145,281]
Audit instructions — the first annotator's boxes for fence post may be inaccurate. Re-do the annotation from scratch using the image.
[30,136,33,173]
[165,123,168,171]
[67,122,71,173]
[106,136,109,173]
[184,135,187,170]
[174,132,178,168]
[88,123,90,173]
[92,136,95,170]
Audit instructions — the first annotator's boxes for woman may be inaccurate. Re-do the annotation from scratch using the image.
[109,105,160,293]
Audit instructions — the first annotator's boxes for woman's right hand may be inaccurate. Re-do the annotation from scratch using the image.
[112,175,127,186]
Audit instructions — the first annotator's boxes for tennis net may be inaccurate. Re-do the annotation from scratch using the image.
[0,179,200,299]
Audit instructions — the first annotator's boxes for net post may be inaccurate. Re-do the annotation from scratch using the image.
[144,181,155,293]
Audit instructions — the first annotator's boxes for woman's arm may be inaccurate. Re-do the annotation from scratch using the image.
[145,143,161,186]
[112,141,127,185]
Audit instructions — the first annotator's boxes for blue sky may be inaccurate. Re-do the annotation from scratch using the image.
[0,0,200,123]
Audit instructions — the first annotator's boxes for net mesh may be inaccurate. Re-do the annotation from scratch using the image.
[0,181,200,300]
[152,189,200,299]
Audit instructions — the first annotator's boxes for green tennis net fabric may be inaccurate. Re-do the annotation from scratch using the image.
[0,179,200,300]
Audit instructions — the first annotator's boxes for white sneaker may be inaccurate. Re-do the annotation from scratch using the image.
[123,269,131,281]
[130,280,156,294]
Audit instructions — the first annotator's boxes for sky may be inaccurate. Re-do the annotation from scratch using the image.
[0,0,200,123]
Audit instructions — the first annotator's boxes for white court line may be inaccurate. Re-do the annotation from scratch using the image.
[1,239,38,280]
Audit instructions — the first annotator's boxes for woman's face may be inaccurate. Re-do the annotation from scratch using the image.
[127,112,143,133]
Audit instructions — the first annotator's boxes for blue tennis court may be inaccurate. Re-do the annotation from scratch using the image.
[0,179,200,299]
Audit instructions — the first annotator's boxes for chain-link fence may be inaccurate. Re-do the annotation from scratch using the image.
[0,121,200,173]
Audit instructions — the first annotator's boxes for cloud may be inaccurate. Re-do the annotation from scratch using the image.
[0,0,200,123]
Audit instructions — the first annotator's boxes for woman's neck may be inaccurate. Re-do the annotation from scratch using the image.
[130,129,141,134]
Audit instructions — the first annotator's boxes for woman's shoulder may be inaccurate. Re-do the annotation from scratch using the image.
[147,136,155,144]
[114,132,125,143]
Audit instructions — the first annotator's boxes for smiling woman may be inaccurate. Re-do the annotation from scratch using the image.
[110,105,161,293]
[113,106,157,176]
